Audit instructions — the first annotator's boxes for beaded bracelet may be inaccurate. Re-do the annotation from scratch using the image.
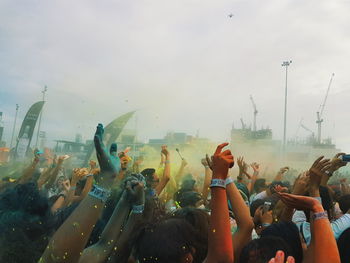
[210,179,226,189]
[88,185,111,203]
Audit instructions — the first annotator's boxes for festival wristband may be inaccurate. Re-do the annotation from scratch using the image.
[262,223,271,228]
[312,211,328,221]
[132,204,145,214]
[88,184,111,203]
[210,179,226,189]
[225,177,234,186]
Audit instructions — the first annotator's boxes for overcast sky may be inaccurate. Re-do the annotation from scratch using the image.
[0,0,349,151]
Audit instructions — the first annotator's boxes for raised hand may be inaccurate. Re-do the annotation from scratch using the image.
[250,162,260,173]
[268,250,295,263]
[94,123,120,186]
[277,192,322,212]
[328,153,347,174]
[89,160,97,169]
[309,156,332,191]
[237,156,246,170]
[207,143,234,179]
[125,180,145,205]
[161,145,170,158]
[292,172,309,195]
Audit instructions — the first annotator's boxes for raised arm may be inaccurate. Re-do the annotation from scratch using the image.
[18,154,39,184]
[273,167,289,182]
[108,180,145,262]
[278,192,340,263]
[204,143,234,263]
[247,162,259,194]
[78,190,131,263]
[226,177,254,262]
[40,123,118,263]
[201,157,212,205]
[155,145,171,196]
[174,158,188,184]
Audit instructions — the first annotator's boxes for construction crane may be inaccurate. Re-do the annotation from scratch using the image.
[249,95,258,132]
[316,73,334,144]
[300,123,315,137]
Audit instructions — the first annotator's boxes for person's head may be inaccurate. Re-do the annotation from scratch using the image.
[251,198,278,233]
[337,227,350,263]
[177,191,203,208]
[254,178,267,193]
[181,178,196,192]
[141,168,159,189]
[239,236,292,263]
[261,222,304,263]
[133,218,201,263]
[338,194,350,215]
[0,182,54,262]
[172,208,209,262]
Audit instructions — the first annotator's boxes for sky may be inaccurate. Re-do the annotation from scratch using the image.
[0,0,349,151]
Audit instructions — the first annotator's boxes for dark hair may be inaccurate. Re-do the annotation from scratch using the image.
[141,168,156,186]
[337,228,350,263]
[261,222,303,263]
[250,199,265,217]
[172,208,209,263]
[0,182,54,262]
[254,178,266,193]
[177,191,202,208]
[239,236,292,263]
[133,218,199,263]
[338,194,350,214]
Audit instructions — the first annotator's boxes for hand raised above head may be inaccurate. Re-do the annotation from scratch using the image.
[207,143,234,179]
[277,192,322,212]
[309,156,332,189]
[161,145,169,157]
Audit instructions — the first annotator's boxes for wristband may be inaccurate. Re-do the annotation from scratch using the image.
[262,223,271,228]
[88,185,111,203]
[70,186,76,191]
[86,174,93,178]
[210,179,226,189]
[132,204,145,214]
[312,211,328,221]
[165,160,170,164]
[204,165,209,169]
[225,177,234,186]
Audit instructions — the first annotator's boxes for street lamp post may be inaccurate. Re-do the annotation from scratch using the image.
[281,60,292,153]
[10,104,19,148]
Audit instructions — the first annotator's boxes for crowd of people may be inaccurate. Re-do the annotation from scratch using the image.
[0,123,349,263]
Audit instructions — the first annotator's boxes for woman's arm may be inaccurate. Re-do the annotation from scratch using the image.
[40,123,119,263]
[201,158,212,205]
[226,178,254,262]
[78,192,130,263]
[155,145,171,196]
[108,181,145,263]
[204,143,234,263]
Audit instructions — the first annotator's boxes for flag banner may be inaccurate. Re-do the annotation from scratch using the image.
[15,101,45,159]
